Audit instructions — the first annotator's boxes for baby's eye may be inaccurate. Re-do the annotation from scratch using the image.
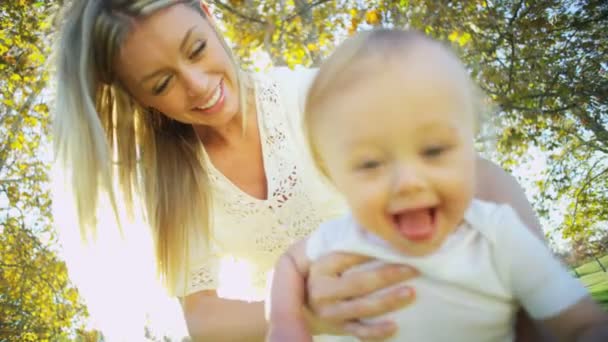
[422,145,448,158]
[356,159,383,170]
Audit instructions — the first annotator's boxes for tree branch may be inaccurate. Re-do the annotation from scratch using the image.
[502,103,579,114]
[569,164,608,233]
[507,32,516,93]
[483,0,524,57]
[517,91,560,99]
[0,77,47,172]
[0,178,25,184]
[571,131,608,154]
[292,0,324,66]
[284,0,333,21]
[573,110,608,148]
[211,0,266,24]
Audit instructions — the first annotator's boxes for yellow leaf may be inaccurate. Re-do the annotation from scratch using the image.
[307,43,318,52]
[458,32,471,46]
[39,20,51,30]
[28,51,45,65]
[34,103,48,112]
[10,140,22,150]
[448,31,460,42]
[23,333,36,342]
[365,9,382,25]
[25,116,38,126]
[349,17,359,35]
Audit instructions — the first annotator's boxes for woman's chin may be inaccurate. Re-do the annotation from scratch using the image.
[193,107,241,131]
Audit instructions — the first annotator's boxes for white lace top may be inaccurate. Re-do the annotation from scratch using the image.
[178,67,347,299]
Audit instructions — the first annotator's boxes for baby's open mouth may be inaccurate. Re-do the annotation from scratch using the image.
[391,207,437,242]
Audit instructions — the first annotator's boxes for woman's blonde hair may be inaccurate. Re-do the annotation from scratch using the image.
[52,0,247,295]
[304,29,486,177]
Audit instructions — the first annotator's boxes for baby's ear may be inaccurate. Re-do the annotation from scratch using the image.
[310,146,336,188]
[312,148,329,178]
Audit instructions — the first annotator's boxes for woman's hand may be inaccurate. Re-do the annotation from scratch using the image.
[306,252,418,340]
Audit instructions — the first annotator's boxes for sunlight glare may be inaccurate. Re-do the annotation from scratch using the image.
[51,165,189,340]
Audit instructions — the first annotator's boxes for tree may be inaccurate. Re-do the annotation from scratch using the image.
[1,0,605,339]
[211,0,352,67]
[0,0,90,340]
[212,0,607,248]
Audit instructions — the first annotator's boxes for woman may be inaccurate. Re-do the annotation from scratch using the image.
[53,0,549,341]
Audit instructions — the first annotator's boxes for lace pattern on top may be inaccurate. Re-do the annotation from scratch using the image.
[185,72,339,299]
[188,257,219,293]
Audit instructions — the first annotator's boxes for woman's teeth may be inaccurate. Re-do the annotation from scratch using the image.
[197,84,221,110]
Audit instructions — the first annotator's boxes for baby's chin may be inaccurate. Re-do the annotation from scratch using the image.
[391,236,446,257]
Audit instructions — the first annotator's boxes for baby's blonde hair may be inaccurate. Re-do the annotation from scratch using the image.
[52,0,247,295]
[304,29,487,177]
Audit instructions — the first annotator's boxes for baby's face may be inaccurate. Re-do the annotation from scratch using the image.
[311,47,477,256]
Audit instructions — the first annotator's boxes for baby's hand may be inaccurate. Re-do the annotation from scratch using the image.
[267,240,314,341]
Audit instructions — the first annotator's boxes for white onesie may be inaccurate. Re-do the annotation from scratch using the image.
[306,199,588,342]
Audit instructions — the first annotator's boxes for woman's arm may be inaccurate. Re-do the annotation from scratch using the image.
[475,156,542,237]
[540,284,608,340]
[475,156,556,342]
[183,290,266,342]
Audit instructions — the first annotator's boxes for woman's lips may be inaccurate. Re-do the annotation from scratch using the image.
[193,79,225,115]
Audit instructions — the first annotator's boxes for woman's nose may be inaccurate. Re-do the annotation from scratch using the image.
[184,68,211,98]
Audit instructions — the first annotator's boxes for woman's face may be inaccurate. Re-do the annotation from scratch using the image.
[114,4,240,128]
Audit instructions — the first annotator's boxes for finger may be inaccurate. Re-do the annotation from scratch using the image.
[318,285,415,322]
[341,264,418,297]
[310,252,372,276]
[310,263,417,307]
[343,320,397,340]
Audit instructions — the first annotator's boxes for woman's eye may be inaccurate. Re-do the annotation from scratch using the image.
[153,76,172,95]
[189,40,207,59]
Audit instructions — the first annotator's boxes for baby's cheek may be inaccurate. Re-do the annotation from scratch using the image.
[348,190,384,221]
[445,162,475,200]
[439,172,473,221]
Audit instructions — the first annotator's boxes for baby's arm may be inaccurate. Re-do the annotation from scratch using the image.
[493,205,608,341]
[540,296,608,341]
[267,239,313,342]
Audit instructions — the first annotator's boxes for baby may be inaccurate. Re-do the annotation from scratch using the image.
[267,29,608,341]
